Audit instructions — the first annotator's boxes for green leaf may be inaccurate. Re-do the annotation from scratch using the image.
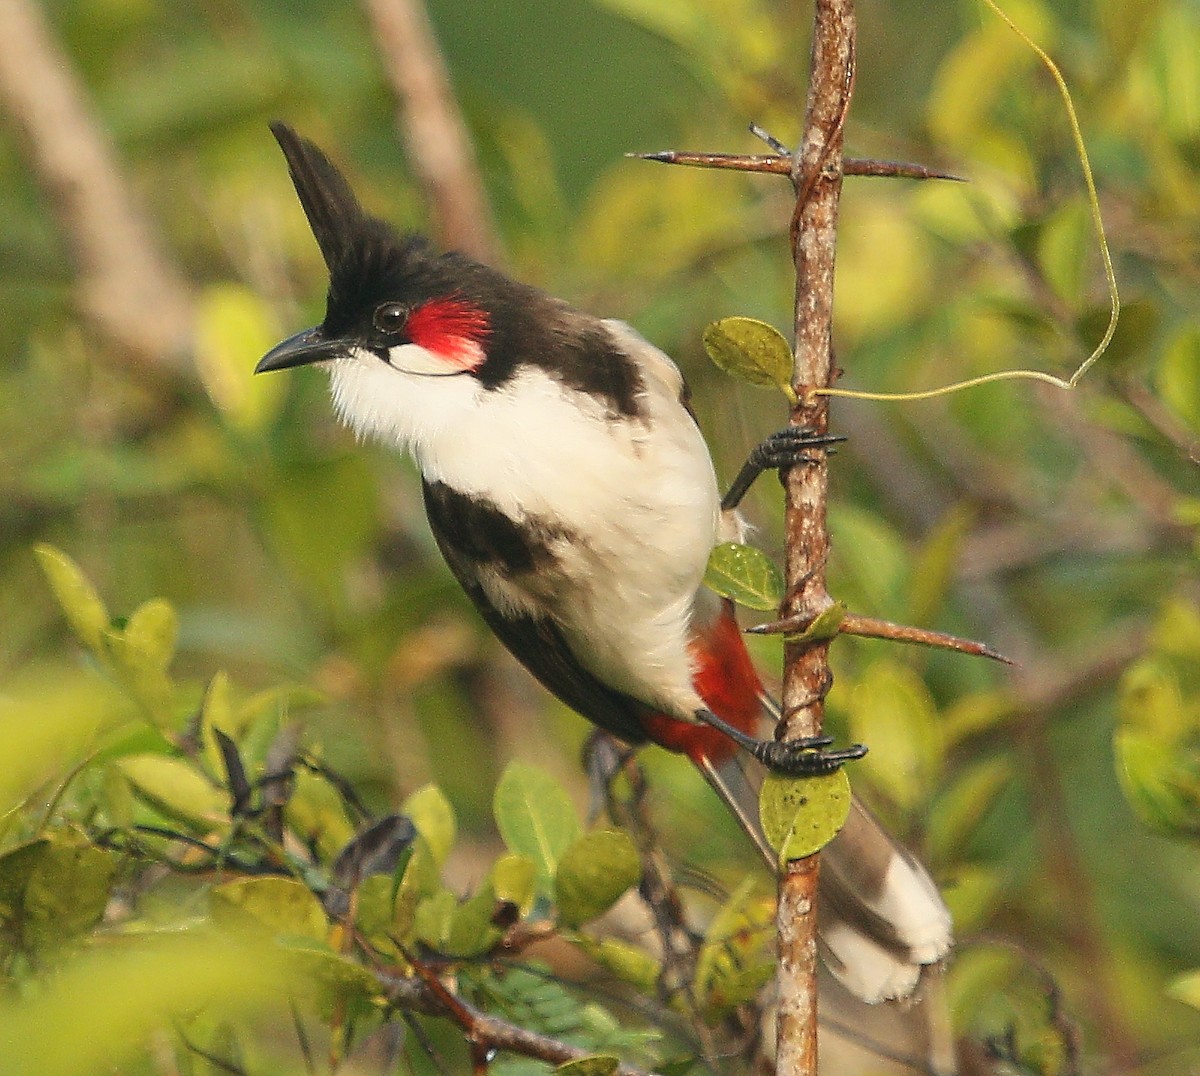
[493,762,580,887]
[848,660,943,812]
[939,691,1017,749]
[122,598,179,671]
[443,883,503,958]
[492,852,537,916]
[200,671,237,777]
[0,840,51,925]
[0,932,289,1074]
[1114,729,1200,838]
[554,829,641,927]
[658,1059,702,1076]
[34,545,109,656]
[1036,200,1092,309]
[1118,658,1188,741]
[402,784,457,866]
[1167,969,1200,1012]
[20,835,117,953]
[555,1057,621,1075]
[0,838,120,966]
[117,754,228,829]
[927,757,1012,863]
[1157,322,1200,431]
[0,673,127,813]
[573,936,660,993]
[101,765,135,830]
[784,601,846,643]
[210,877,327,942]
[704,542,784,611]
[194,282,284,431]
[237,683,325,726]
[105,599,178,725]
[281,937,383,1013]
[758,768,852,863]
[397,838,441,903]
[703,317,797,401]
[413,888,456,950]
[941,864,1004,935]
[828,505,908,620]
[908,506,973,627]
[355,873,414,954]
[1152,599,1200,661]
[694,877,774,1019]
[285,768,357,862]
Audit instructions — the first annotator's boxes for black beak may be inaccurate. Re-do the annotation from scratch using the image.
[255,327,343,373]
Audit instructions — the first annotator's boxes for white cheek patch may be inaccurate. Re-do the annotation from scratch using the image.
[383,341,473,376]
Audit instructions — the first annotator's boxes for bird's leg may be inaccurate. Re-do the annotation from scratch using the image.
[721,427,846,512]
[694,708,866,776]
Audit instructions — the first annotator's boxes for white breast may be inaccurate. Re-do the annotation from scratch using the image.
[327,324,721,718]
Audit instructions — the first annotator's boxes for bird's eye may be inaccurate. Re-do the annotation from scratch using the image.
[373,302,409,335]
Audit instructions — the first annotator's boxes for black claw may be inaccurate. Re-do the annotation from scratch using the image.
[752,738,868,777]
[692,708,866,777]
[723,428,846,511]
[750,428,847,470]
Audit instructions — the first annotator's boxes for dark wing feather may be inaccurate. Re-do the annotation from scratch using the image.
[422,483,651,745]
[269,122,366,273]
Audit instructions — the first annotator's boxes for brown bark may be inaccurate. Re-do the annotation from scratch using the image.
[775,1,856,1071]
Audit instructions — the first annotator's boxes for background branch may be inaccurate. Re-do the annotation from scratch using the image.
[0,0,194,379]
[363,0,503,264]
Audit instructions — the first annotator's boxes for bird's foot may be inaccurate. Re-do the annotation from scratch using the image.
[722,427,846,511]
[750,426,846,470]
[694,708,866,775]
[749,735,867,776]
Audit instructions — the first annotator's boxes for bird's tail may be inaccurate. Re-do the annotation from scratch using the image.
[686,596,953,1006]
[692,748,952,1004]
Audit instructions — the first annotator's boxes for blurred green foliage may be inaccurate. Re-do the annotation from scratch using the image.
[8,548,684,1071]
[3,0,1200,1071]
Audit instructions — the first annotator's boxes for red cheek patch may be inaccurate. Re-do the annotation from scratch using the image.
[406,296,491,370]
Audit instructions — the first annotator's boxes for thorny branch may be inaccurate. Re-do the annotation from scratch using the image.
[774,1,857,1071]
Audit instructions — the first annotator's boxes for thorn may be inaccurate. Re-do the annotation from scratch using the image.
[843,157,967,182]
[749,123,791,156]
[627,149,793,175]
[748,610,1013,664]
[629,149,965,184]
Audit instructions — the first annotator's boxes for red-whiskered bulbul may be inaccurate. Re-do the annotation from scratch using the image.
[256,123,951,1004]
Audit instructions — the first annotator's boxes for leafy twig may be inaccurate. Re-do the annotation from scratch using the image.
[377,963,654,1076]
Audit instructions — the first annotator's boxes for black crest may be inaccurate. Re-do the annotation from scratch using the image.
[271,122,385,275]
[270,122,442,338]
[269,123,645,417]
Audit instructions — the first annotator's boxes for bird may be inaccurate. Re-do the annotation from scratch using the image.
[256,122,952,1007]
